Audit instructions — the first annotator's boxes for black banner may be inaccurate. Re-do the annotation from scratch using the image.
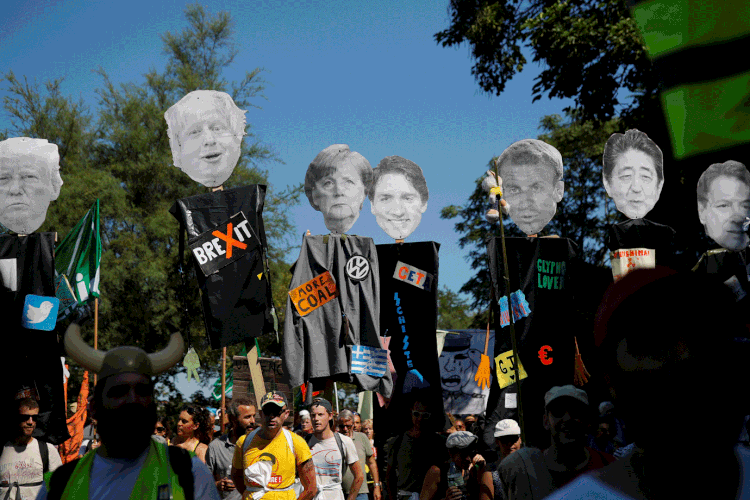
[0,233,68,445]
[169,185,273,349]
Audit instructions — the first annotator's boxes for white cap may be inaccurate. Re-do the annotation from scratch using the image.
[494,419,521,438]
[299,410,311,420]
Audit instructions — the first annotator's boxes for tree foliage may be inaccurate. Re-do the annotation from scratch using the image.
[434,0,660,124]
[437,287,475,330]
[441,111,619,313]
[2,5,299,408]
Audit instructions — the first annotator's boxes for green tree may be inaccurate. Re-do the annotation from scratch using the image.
[434,0,659,124]
[437,287,475,330]
[441,112,619,314]
[2,4,299,406]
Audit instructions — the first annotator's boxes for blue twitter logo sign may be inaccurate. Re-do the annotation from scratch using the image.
[23,295,60,331]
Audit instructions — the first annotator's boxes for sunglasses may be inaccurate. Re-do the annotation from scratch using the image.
[262,406,287,417]
[412,411,431,419]
[498,434,521,445]
[18,414,38,423]
[155,426,165,432]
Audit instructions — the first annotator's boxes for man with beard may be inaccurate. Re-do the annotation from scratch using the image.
[0,398,62,500]
[496,386,614,500]
[207,397,257,500]
[337,410,379,500]
[37,324,220,500]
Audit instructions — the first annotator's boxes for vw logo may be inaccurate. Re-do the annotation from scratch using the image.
[345,255,370,282]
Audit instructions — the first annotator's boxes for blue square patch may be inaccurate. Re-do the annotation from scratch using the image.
[22,295,60,331]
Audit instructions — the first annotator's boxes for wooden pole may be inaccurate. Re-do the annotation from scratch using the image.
[221,347,227,434]
[246,343,266,406]
[93,298,98,387]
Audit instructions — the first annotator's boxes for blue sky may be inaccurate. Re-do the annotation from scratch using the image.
[1,0,574,397]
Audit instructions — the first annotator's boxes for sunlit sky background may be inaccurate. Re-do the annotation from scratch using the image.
[1,0,576,398]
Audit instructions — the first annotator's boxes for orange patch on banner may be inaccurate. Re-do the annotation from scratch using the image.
[289,271,339,316]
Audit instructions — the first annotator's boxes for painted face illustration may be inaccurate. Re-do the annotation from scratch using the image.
[371,172,427,239]
[604,149,663,219]
[439,349,476,392]
[500,163,564,235]
[699,175,750,251]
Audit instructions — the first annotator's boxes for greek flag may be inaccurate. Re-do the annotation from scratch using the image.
[350,345,388,378]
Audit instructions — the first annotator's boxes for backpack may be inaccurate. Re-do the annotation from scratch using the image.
[38,438,49,475]
[305,432,349,477]
[46,445,194,500]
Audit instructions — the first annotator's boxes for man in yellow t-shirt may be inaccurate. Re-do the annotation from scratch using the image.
[232,391,316,500]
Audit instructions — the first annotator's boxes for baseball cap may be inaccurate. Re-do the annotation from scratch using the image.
[544,385,589,408]
[446,431,478,449]
[494,419,521,438]
[260,391,287,409]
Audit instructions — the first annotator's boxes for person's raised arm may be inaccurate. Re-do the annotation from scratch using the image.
[297,458,318,500]
[479,470,494,500]
[347,461,364,500]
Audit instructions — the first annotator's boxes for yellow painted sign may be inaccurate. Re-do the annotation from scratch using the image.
[495,349,528,389]
[289,271,339,316]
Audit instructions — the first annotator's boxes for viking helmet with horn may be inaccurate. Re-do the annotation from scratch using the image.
[64,323,185,381]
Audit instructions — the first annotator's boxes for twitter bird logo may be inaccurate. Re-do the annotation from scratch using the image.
[23,295,60,331]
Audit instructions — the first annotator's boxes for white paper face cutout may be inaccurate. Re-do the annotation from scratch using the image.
[0,137,62,234]
[602,130,664,220]
[697,161,750,251]
[165,90,245,188]
[497,139,564,236]
[304,144,371,234]
[370,156,428,240]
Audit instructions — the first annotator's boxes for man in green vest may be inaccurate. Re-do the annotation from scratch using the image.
[36,324,221,500]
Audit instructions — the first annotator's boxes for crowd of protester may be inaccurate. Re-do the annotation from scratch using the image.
[1,269,749,499]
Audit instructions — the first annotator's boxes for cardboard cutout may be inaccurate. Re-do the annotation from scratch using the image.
[496,139,564,236]
[440,331,495,415]
[169,185,274,349]
[165,90,245,188]
[484,237,579,449]
[370,156,428,240]
[282,234,392,397]
[603,129,664,220]
[0,233,68,445]
[0,138,62,234]
[304,145,371,234]
[696,160,750,252]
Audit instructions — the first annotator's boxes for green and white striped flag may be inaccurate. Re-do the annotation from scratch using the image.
[55,200,101,318]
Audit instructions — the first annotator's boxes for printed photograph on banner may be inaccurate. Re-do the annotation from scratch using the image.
[165,90,245,188]
[370,156,428,240]
[611,248,656,281]
[602,129,664,220]
[0,138,63,234]
[495,349,528,390]
[440,331,495,415]
[496,139,564,236]
[304,144,371,234]
[289,271,339,316]
[697,160,750,251]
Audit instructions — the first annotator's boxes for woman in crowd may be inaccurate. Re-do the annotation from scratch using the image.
[420,431,487,500]
[153,418,171,445]
[173,405,211,462]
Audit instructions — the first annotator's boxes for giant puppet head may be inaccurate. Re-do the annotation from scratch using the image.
[496,139,564,236]
[603,129,665,220]
[165,90,245,188]
[304,144,372,234]
[697,160,750,251]
[369,156,428,240]
[0,138,63,234]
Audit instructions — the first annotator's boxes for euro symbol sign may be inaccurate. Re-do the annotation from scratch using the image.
[538,345,553,365]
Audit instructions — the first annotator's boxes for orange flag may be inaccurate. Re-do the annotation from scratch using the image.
[59,370,89,464]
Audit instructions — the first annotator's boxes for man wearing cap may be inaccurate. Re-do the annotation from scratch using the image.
[38,324,220,500]
[231,391,316,500]
[420,431,486,500]
[480,419,522,500]
[305,399,362,500]
[206,397,257,500]
[497,385,614,500]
